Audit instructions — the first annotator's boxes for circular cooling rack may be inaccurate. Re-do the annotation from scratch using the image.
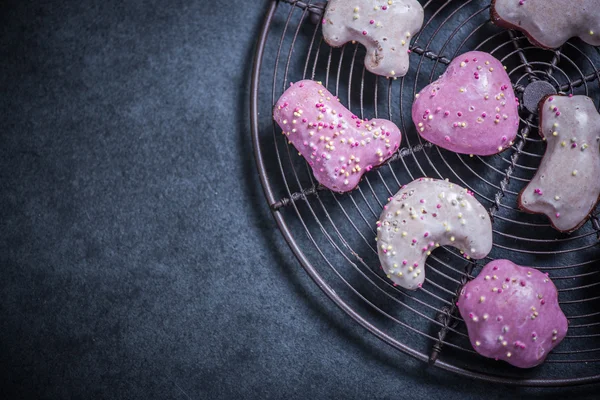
[250,0,600,386]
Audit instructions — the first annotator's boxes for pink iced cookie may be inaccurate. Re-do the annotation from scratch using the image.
[492,0,600,49]
[518,95,600,232]
[412,51,519,156]
[322,0,424,78]
[273,80,402,193]
[458,260,568,368]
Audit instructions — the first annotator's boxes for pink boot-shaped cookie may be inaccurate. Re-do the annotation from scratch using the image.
[322,0,424,78]
[458,260,568,368]
[412,51,519,156]
[519,95,600,232]
[492,0,600,49]
[273,80,402,193]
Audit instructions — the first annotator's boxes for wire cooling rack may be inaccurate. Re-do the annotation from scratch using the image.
[250,0,600,386]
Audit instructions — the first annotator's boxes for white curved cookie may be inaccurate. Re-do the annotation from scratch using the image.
[492,0,600,49]
[519,95,600,232]
[322,0,424,78]
[377,178,493,290]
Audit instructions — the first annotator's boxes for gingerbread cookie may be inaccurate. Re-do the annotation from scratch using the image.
[273,80,402,193]
[412,51,519,156]
[376,178,493,290]
[322,0,424,78]
[518,95,600,232]
[491,0,600,49]
[458,259,568,368]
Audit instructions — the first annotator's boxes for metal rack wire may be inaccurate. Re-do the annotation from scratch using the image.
[250,0,600,386]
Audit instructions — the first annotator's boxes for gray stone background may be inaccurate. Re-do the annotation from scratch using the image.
[1,0,598,398]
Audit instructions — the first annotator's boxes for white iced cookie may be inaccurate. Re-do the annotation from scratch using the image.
[377,178,493,290]
[518,95,600,233]
[322,0,424,78]
[491,0,600,49]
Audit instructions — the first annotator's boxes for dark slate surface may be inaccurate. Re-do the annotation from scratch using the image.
[1,0,598,398]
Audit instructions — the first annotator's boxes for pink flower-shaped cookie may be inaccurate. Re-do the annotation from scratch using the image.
[458,260,568,368]
[412,51,519,155]
[273,80,402,193]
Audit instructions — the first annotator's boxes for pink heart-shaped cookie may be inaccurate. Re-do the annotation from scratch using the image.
[412,51,519,156]
[273,80,402,193]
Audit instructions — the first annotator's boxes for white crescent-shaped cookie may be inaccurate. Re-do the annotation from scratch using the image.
[322,0,424,78]
[377,178,493,290]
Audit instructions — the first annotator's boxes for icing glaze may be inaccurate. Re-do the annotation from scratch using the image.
[518,95,600,232]
[491,0,600,49]
[322,0,424,78]
[273,80,402,193]
[377,178,493,290]
[412,51,519,156]
[458,259,568,368]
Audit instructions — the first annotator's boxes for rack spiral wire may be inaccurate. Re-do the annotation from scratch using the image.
[250,0,600,386]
